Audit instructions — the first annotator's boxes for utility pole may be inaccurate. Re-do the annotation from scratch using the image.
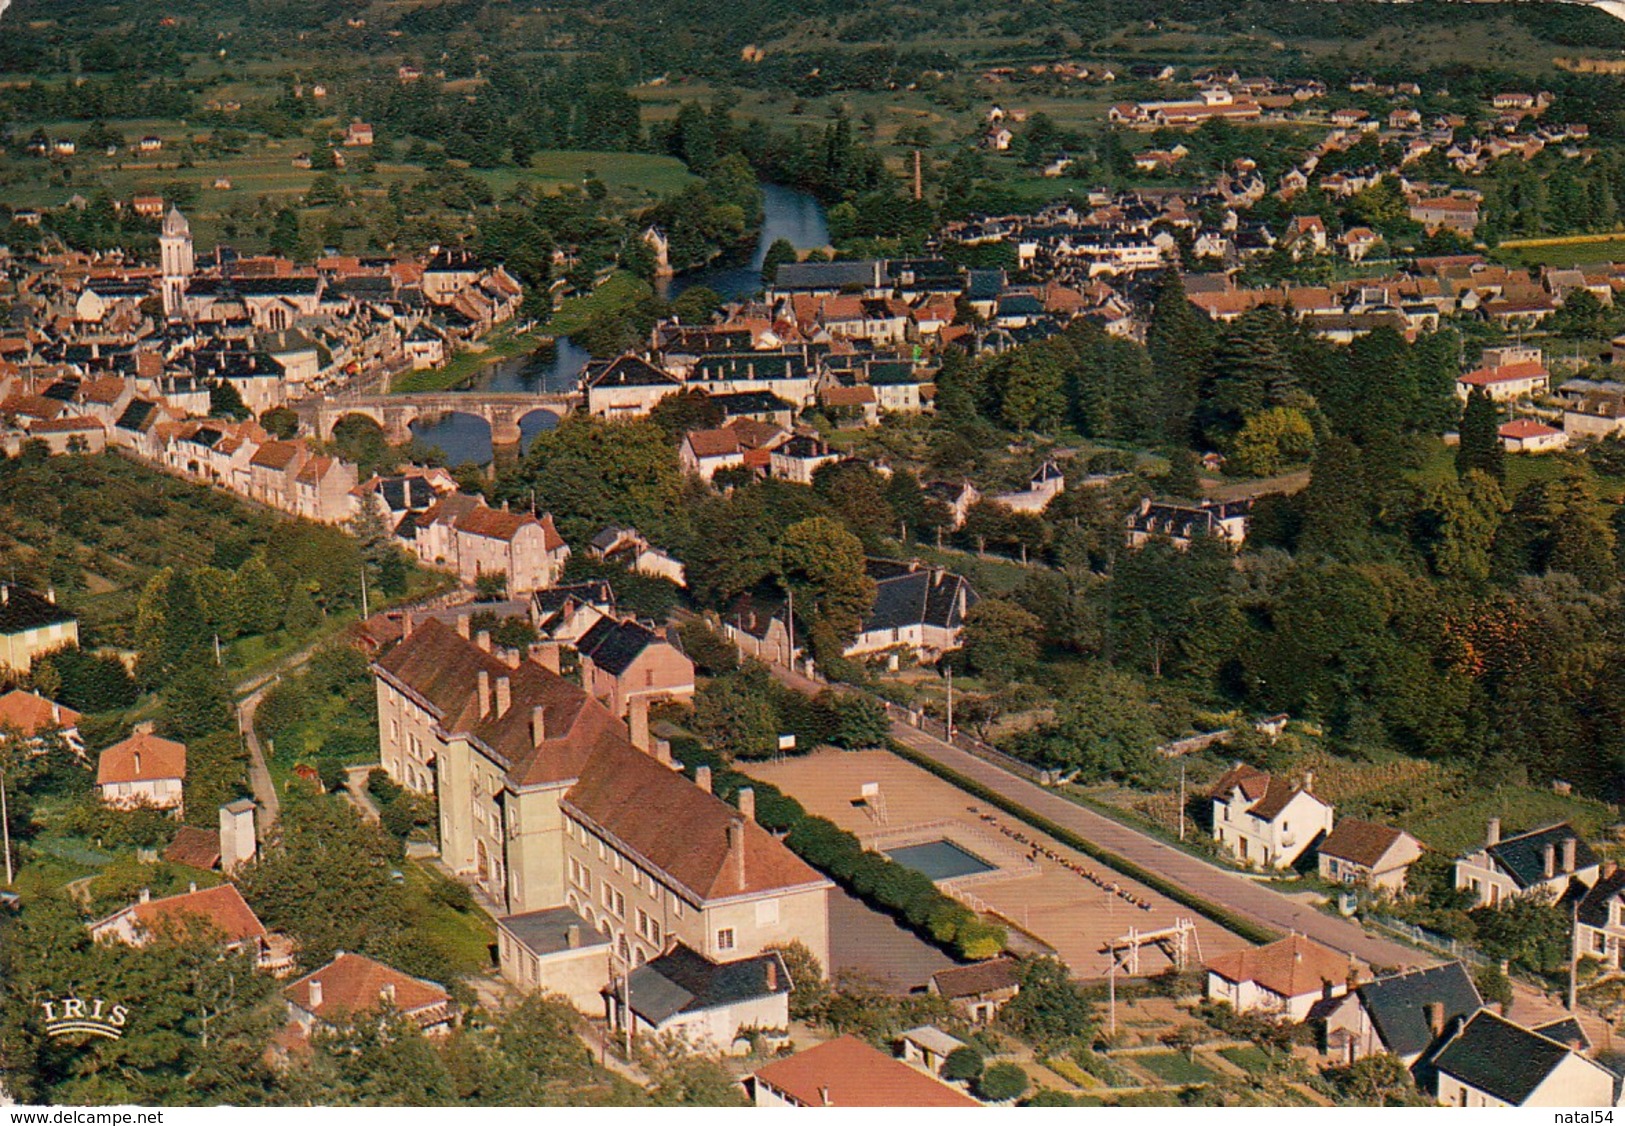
[1108,956,1117,1037]
[913,149,923,202]
[1179,763,1186,842]
[213,633,222,666]
[360,563,370,620]
[946,666,954,737]
[1569,895,1580,1012]
[785,586,795,672]
[0,767,11,886]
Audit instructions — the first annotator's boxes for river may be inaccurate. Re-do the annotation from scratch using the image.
[411,183,829,466]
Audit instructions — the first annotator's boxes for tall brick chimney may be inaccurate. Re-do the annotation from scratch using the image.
[531,705,547,748]
[738,787,756,823]
[475,630,491,652]
[629,696,650,753]
[1487,818,1501,847]
[456,614,471,640]
[696,765,712,794]
[477,670,491,717]
[1543,841,1556,879]
[1562,837,1577,873]
[495,675,511,717]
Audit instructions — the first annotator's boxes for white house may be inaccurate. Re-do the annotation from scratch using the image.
[1204,934,1359,1022]
[1453,820,1599,908]
[1575,862,1625,971]
[608,945,790,1052]
[1499,419,1568,453]
[97,730,186,815]
[1209,762,1334,870]
[1316,819,1424,894]
[1430,1009,1618,1107]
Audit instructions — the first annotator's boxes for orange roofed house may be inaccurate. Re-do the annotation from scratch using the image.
[284,952,456,1038]
[97,729,186,815]
[452,503,570,595]
[371,618,832,1009]
[1205,934,1362,1022]
[0,688,82,753]
[748,1034,979,1107]
[90,883,293,973]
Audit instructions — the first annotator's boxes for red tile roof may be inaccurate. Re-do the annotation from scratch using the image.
[1499,419,1562,440]
[1460,360,1547,386]
[563,741,829,903]
[284,952,451,1023]
[0,688,80,735]
[1318,818,1411,869]
[1206,934,1357,999]
[751,1035,978,1107]
[97,731,186,784]
[163,825,222,870]
[119,884,266,944]
[250,440,303,471]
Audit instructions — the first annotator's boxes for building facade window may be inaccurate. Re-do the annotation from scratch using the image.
[716,927,735,952]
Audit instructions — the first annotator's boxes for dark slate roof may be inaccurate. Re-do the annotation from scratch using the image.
[577,616,660,677]
[691,351,813,384]
[624,944,788,1025]
[533,580,615,618]
[233,277,320,297]
[376,476,436,512]
[497,906,608,957]
[1532,1016,1591,1053]
[1357,962,1481,1060]
[862,561,977,634]
[1430,1010,1574,1105]
[584,354,679,389]
[964,269,1007,301]
[1488,824,1596,889]
[0,585,75,635]
[1577,866,1625,928]
[707,391,795,417]
[115,398,157,432]
[772,261,880,291]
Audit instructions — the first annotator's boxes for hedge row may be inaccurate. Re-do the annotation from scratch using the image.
[671,736,1006,961]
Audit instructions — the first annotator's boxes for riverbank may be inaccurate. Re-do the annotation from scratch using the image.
[389,322,550,394]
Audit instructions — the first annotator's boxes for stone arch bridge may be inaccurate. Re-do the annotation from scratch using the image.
[300,391,582,447]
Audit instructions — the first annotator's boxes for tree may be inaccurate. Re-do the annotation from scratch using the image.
[1144,271,1211,445]
[766,940,829,1021]
[1227,408,1315,478]
[231,555,283,635]
[777,517,876,653]
[1013,668,1166,786]
[942,1046,984,1083]
[1555,287,1605,338]
[1417,471,1507,582]
[1456,388,1505,483]
[1326,1053,1418,1107]
[998,957,1096,1053]
[961,598,1043,678]
[823,691,888,749]
[162,662,234,743]
[208,380,251,421]
[975,1061,1029,1103]
[760,237,798,286]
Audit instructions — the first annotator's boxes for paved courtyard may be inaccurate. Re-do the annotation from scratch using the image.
[743,750,1251,980]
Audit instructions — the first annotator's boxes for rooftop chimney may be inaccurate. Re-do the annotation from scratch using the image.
[477,669,491,717]
[402,613,414,639]
[1424,1001,1445,1039]
[531,705,547,748]
[566,924,580,949]
[654,738,673,766]
[476,630,491,652]
[456,614,471,640]
[696,765,712,794]
[495,675,511,716]
[1,586,9,606]
[1562,837,1577,873]
[765,959,778,991]
[1543,841,1556,879]
[1302,770,1315,794]
[1487,818,1501,848]
[531,642,561,674]
[45,586,55,605]
[739,787,756,823]
[309,979,323,1009]
[138,887,150,903]
[729,820,746,886]
[1605,860,1618,879]
[629,696,650,753]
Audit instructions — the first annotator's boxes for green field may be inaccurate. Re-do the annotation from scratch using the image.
[1494,236,1625,269]
[1134,1052,1222,1086]
[1217,1045,1278,1076]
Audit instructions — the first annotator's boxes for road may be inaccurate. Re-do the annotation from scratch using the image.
[236,684,282,841]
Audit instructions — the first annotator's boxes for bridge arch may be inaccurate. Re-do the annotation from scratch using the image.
[409,409,495,466]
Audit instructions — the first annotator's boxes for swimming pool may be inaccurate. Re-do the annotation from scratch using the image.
[884,839,997,881]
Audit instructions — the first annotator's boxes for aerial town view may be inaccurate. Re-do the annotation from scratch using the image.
[4,0,1625,1113]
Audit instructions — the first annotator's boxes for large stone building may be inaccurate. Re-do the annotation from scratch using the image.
[371,618,832,1006]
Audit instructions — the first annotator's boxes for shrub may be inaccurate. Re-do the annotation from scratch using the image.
[976,1062,1030,1103]
[943,1046,985,1082]
[317,758,348,794]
